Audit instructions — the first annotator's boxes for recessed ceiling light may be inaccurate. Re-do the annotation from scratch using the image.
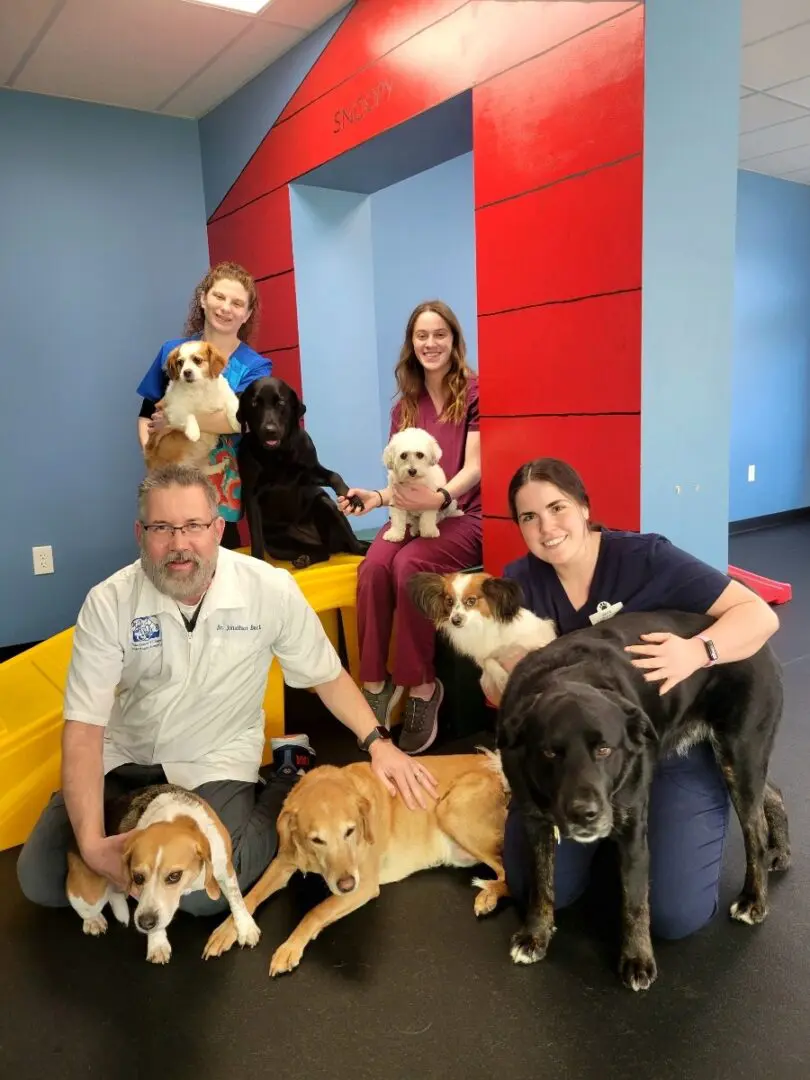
[182,0,273,14]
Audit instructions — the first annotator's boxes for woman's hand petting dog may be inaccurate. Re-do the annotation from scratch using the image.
[625,632,708,695]
[390,482,444,513]
[368,739,439,810]
[338,488,379,516]
[480,644,531,707]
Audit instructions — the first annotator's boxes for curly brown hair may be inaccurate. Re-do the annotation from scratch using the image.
[394,300,473,430]
[184,261,260,344]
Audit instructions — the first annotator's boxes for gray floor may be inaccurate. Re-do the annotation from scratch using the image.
[1,522,807,1080]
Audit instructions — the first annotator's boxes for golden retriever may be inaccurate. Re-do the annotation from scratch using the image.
[202,752,509,976]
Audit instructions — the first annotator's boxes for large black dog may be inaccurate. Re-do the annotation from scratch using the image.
[237,376,367,567]
[497,608,790,992]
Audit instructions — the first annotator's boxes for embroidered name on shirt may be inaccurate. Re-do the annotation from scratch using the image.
[131,615,161,649]
[589,601,624,626]
[217,623,262,632]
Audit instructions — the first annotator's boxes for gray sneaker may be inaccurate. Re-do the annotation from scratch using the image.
[399,679,444,755]
[361,677,404,728]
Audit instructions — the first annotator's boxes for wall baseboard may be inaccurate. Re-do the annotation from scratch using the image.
[729,507,810,536]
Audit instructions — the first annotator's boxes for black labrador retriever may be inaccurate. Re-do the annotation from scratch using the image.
[237,376,367,567]
[497,608,790,992]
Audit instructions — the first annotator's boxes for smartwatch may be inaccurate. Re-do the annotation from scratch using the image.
[696,634,719,667]
[358,725,392,753]
[437,487,452,511]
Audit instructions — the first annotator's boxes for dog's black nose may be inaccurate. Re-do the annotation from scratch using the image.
[136,911,159,932]
[408,468,417,476]
[451,615,464,627]
[568,797,601,826]
[182,370,194,381]
[336,875,356,893]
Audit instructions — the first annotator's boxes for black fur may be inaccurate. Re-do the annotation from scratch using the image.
[237,377,368,567]
[481,576,524,622]
[497,609,790,992]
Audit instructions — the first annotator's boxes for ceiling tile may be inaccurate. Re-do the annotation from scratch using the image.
[739,111,810,158]
[740,142,810,174]
[768,74,810,107]
[741,0,810,46]
[260,0,347,31]
[778,165,810,183]
[13,0,252,112]
[0,0,62,84]
[739,91,810,133]
[742,21,810,90]
[163,19,304,116]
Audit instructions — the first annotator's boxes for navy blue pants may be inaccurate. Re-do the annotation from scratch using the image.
[503,743,731,940]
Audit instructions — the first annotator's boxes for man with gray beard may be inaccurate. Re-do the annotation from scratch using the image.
[17,465,438,916]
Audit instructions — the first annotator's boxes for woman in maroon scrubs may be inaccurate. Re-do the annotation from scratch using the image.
[339,301,482,755]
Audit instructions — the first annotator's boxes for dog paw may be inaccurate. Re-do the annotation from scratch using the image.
[202,918,238,960]
[82,914,108,936]
[420,527,440,539]
[619,952,658,992]
[509,927,553,965]
[109,893,130,927]
[767,846,791,872]
[472,877,507,917]
[147,941,172,965]
[348,494,365,512]
[382,529,405,542]
[270,940,303,977]
[730,897,768,925]
[236,919,262,949]
[292,555,311,569]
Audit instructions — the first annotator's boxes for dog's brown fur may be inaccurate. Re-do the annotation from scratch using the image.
[203,753,509,976]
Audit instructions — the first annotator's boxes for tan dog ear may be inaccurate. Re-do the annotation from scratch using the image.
[357,796,375,846]
[194,833,220,900]
[164,347,182,380]
[277,809,303,860]
[206,344,228,378]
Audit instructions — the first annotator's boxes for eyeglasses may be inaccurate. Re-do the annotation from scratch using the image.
[140,520,217,538]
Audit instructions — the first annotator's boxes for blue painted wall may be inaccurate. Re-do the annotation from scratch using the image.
[641,0,741,571]
[731,170,810,520]
[198,5,352,218]
[289,185,389,533]
[371,153,478,450]
[0,89,209,648]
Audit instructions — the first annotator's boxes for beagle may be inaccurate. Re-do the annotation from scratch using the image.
[66,784,260,964]
[143,341,240,471]
[202,751,510,977]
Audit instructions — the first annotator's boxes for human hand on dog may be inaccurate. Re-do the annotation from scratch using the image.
[391,483,444,513]
[147,406,168,437]
[338,488,378,516]
[80,832,133,892]
[625,633,707,695]
[368,739,438,810]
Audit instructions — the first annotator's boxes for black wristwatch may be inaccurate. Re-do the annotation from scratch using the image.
[358,725,392,752]
[697,634,719,667]
[437,487,452,510]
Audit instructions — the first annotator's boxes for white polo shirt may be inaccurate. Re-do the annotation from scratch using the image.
[63,547,343,789]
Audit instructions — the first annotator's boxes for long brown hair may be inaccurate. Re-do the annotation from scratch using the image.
[394,300,473,429]
[184,261,260,344]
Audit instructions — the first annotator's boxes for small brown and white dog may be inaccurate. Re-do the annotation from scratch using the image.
[202,752,509,976]
[66,784,260,965]
[408,571,558,698]
[143,341,240,470]
[382,427,463,542]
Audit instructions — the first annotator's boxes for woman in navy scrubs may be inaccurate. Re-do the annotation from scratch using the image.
[488,457,780,940]
[137,261,269,548]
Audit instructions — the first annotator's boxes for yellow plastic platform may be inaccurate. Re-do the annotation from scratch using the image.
[0,552,365,853]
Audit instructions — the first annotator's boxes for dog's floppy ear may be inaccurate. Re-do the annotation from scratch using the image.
[382,440,397,471]
[164,347,182,380]
[205,343,228,378]
[601,689,658,749]
[427,434,442,465]
[236,381,257,433]
[288,384,306,421]
[277,807,305,862]
[407,572,449,623]
[194,832,220,900]
[481,576,525,622]
[357,796,375,846]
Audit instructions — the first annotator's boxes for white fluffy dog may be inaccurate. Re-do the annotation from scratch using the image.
[382,427,463,542]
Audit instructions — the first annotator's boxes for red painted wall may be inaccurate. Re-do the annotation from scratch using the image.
[208,0,645,572]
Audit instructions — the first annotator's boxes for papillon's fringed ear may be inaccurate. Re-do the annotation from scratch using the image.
[407,572,449,623]
[481,576,525,622]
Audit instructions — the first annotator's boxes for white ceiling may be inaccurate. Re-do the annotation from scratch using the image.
[0,0,347,118]
[3,0,810,186]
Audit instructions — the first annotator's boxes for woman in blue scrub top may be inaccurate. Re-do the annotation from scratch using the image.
[486,457,780,942]
[137,261,270,548]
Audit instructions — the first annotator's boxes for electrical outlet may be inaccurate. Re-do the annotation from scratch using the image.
[747,464,756,483]
[32,545,54,575]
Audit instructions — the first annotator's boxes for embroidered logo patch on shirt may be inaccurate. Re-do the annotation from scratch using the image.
[131,615,162,649]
